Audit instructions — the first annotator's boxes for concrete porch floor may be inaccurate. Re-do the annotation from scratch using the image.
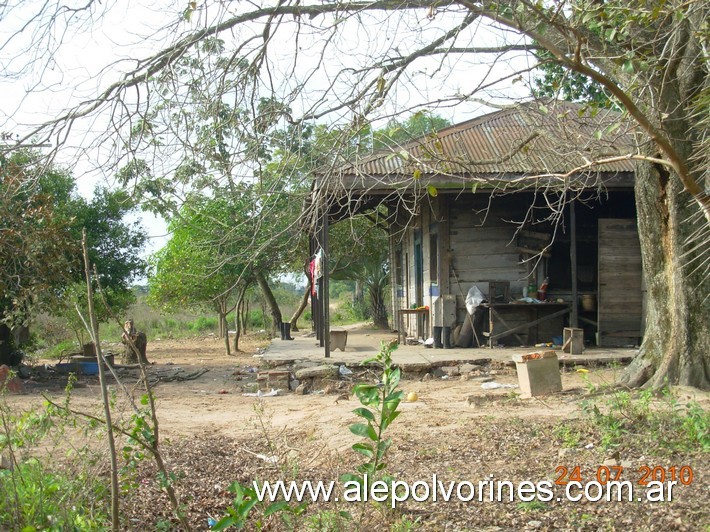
[263,324,638,369]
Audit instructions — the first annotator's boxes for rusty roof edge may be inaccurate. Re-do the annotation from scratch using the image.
[319,101,635,178]
[315,170,635,195]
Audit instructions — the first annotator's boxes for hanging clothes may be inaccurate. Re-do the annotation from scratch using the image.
[311,249,323,298]
[309,258,317,297]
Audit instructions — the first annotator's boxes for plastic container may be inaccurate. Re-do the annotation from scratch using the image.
[581,294,597,312]
[55,362,99,375]
[537,277,549,301]
[79,362,99,375]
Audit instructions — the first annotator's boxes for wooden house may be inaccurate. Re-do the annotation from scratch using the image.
[308,101,644,356]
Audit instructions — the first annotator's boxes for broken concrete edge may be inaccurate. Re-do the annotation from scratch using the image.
[426,358,491,368]
[259,354,634,386]
[294,364,339,380]
[263,357,493,370]
[507,355,634,368]
[559,356,633,366]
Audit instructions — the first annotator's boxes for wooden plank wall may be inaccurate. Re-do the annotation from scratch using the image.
[446,201,565,345]
[395,195,574,345]
[396,210,424,339]
[598,219,643,346]
[448,201,527,292]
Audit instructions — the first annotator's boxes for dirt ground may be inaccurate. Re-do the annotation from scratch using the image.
[5,332,709,531]
[24,334,618,446]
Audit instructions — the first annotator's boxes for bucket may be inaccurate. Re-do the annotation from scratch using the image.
[581,294,596,312]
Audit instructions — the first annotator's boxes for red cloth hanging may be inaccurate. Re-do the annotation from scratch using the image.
[309,259,317,297]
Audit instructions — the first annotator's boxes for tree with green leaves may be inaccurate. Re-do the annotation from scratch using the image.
[0,151,74,363]
[149,191,256,354]
[117,38,307,337]
[288,114,450,330]
[56,185,147,345]
[0,149,146,360]
[532,50,615,109]
[373,111,452,150]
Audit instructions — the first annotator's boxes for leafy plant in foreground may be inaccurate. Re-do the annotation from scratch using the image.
[0,378,111,530]
[212,480,307,530]
[0,459,110,530]
[212,400,308,530]
[214,341,406,530]
[341,340,403,493]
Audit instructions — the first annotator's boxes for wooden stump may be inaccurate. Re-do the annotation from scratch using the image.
[123,332,148,364]
[122,319,149,364]
[83,342,96,356]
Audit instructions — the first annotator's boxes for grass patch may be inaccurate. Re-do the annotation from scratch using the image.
[553,423,583,448]
[583,388,710,453]
[40,339,79,360]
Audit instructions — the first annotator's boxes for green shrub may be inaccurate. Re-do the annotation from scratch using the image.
[553,423,583,448]
[190,316,218,333]
[303,510,352,531]
[0,459,110,530]
[328,299,372,326]
[0,386,110,531]
[341,341,403,492]
[215,341,405,530]
[31,313,71,349]
[42,339,78,360]
[162,317,179,332]
[343,300,370,321]
[246,310,265,329]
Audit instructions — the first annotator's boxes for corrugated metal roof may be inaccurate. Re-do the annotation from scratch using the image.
[320,100,636,193]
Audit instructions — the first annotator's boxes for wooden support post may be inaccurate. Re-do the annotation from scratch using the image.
[439,195,451,297]
[570,198,579,328]
[309,235,320,342]
[388,202,400,333]
[322,212,330,358]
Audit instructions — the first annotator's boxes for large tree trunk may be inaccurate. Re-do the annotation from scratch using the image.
[290,282,311,332]
[354,280,365,307]
[219,308,230,357]
[0,324,13,366]
[621,162,710,389]
[233,285,248,353]
[256,271,282,337]
[369,281,389,329]
[620,95,710,389]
